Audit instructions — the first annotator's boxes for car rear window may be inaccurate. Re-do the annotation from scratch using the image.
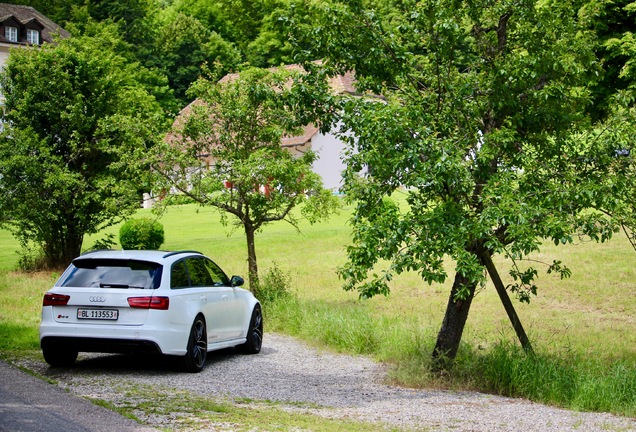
[58,259,163,289]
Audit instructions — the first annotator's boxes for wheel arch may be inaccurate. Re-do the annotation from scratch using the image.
[241,297,261,337]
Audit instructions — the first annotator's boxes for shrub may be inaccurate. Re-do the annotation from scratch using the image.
[253,263,292,304]
[17,247,48,272]
[119,218,165,250]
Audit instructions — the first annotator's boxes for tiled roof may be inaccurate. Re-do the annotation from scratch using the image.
[281,124,320,147]
[180,65,359,148]
[0,3,69,44]
[218,64,358,97]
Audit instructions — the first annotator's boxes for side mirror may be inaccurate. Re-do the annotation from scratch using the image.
[230,275,244,287]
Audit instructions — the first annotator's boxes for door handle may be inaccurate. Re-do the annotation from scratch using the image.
[222,295,228,302]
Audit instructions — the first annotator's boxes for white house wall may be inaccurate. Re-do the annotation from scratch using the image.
[310,131,347,192]
[0,46,10,67]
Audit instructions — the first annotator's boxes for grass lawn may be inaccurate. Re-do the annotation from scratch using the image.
[0,201,635,417]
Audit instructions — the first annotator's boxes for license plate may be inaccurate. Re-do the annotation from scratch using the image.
[77,308,119,320]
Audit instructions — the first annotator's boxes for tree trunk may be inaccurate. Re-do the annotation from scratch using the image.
[44,226,83,269]
[244,223,259,290]
[432,271,478,372]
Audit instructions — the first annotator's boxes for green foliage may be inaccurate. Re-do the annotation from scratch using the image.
[161,194,197,206]
[579,0,636,119]
[16,247,48,273]
[291,0,605,298]
[85,0,157,46]
[20,0,83,28]
[85,233,117,253]
[285,0,636,364]
[0,28,165,268]
[165,0,257,43]
[151,13,241,105]
[119,218,165,250]
[153,66,339,286]
[63,19,180,116]
[252,263,292,304]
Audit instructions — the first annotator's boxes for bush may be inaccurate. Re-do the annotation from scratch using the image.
[119,218,165,250]
[17,247,48,272]
[253,263,292,304]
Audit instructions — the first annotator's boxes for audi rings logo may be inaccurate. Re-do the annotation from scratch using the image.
[89,296,106,303]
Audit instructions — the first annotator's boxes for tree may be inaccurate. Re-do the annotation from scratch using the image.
[64,19,181,116]
[244,5,298,67]
[153,67,339,288]
[85,0,157,46]
[0,30,165,268]
[164,0,293,67]
[286,0,636,369]
[150,13,241,105]
[579,0,636,120]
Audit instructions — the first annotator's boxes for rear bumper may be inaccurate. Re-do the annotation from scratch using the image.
[41,336,161,355]
[39,311,190,356]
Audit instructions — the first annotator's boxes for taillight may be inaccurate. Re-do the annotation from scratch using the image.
[127,296,170,310]
[43,293,70,306]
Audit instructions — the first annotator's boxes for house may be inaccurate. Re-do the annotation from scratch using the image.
[0,3,69,110]
[0,3,69,68]
[167,65,359,198]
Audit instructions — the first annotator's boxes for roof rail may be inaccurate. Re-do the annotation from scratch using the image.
[162,250,202,258]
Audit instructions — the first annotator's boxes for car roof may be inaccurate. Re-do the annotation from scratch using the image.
[75,250,203,264]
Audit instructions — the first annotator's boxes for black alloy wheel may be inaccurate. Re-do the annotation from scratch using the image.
[180,316,207,372]
[239,305,263,354]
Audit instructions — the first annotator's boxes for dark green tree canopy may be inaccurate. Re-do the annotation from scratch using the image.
[0,30,165,267]
[580,0,636,119]
[85,0,157,45]
[150,13,241,105]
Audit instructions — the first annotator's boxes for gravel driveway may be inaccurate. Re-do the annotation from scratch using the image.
[16,333,636,431]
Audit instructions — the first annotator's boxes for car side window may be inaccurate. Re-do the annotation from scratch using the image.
[203,258,229,286]
[171,260,190,289]
[187,258,215,287]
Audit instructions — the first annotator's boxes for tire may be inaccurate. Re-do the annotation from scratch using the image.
[42,346,78,367]
[238,305,263,354]
[180,316,207,373]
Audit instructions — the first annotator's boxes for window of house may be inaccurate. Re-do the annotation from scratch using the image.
[5,26,17,42]
[26,29,39,45]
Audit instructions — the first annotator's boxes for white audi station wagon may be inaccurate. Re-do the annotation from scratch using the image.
[39,250,262,372]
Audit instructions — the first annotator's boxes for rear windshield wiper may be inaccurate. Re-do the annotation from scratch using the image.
[99,283,146,289]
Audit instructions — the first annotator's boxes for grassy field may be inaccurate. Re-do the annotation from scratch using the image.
[0,201,635,418]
